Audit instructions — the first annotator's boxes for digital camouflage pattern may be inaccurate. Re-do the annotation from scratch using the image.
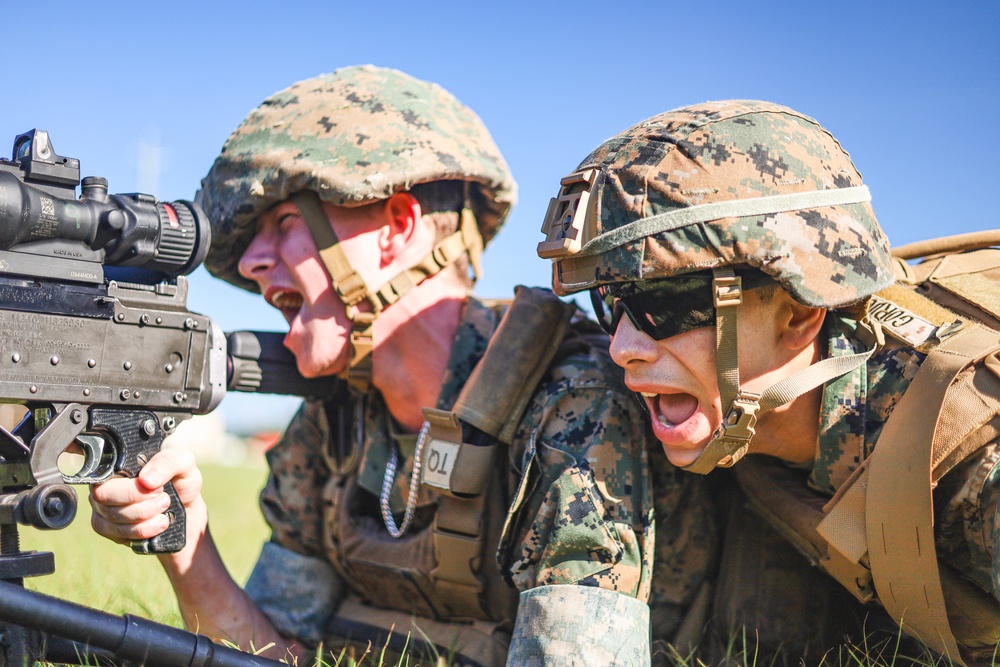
[507,586,651,666]
[549,100,896,309]
[812,314,925,493]
[498,304,654,598]
[251,297,659,657]
[201,65,516,292]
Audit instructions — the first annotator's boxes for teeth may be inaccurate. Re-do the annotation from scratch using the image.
[639,391,658,398]
[271,290,303,310]
[657,413,675,427]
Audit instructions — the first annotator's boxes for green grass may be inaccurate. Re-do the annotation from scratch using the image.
[20,462,270,627]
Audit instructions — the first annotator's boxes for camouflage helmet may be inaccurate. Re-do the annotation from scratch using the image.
[539,101,894,475]
[202,64,517,292]
[539,100,894,308]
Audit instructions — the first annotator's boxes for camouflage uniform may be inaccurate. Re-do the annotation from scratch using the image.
[244,297,659,665]
[537,100,1000,663]
[198,66,663,665]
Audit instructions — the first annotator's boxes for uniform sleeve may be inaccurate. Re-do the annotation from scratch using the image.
[934,441,1000,597]
[502,374,653,603]
[499,379,653,600]
[506,586,650,667]
[244,400,346,644]
[258,400,332,557]
[244,541,344,645]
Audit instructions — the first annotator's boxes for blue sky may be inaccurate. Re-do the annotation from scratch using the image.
[2,1,997,432]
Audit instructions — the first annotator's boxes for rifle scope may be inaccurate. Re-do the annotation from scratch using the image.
[0,130,210,277]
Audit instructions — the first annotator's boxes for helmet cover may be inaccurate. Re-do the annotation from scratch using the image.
[202,65,517,291]
[542,100,894,308]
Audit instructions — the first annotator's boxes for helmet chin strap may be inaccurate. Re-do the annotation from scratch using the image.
[291,190,484,394]
[682,267,883,475]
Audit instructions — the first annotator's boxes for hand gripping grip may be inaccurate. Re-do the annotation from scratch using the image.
[88,408,187,554]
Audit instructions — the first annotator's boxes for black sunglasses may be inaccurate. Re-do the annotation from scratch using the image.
[591,271,773,341]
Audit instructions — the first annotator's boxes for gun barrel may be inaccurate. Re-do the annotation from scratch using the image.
[0,580,287,667]
[227,330,347,399]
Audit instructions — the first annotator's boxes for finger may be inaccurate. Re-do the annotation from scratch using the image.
[91,510,170,545]
[89,477,163,507]
[88,489,171,524]
[136,448,197,491]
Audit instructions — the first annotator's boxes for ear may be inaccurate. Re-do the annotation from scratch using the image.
[378,192,423,266]
[779,296,827,351]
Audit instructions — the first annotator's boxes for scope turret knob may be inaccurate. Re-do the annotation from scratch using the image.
[81,176,109,203]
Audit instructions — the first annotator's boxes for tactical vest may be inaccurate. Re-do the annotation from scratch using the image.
[316,287,578,667]
[733,232,1000,666]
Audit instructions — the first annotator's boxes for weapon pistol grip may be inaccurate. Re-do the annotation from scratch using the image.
[88,408,187,554]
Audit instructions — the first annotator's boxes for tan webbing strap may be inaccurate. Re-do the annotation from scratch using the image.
[713,268,742,413]
[293,191,487,392]
[431,492,489,619]
[460,208,485,281]
[292,191,377,392]
[866,323,1000,664]
[684,272,881,475]
[816,462,877,602]
[373,211,485,309]
[292,191,375,313]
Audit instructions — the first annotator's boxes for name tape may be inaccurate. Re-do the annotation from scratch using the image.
[867,296,939,347]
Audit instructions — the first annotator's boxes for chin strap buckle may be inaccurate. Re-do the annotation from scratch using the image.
[715,392,761,468]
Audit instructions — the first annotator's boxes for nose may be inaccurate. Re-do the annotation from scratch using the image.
[608,315,659,368]
[237,231,277,283]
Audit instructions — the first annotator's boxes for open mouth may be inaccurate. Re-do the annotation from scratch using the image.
[640,391,699,428]
[267,288,304,321]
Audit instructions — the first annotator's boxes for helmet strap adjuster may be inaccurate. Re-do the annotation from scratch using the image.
[713,273,743,308]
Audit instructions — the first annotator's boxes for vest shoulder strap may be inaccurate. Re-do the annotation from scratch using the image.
[421,287,576,498]
[454,286,576,443]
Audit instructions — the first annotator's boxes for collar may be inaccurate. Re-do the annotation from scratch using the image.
[810,315,926,494]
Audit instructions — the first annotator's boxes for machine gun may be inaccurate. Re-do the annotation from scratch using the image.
[0,129,225,560]
[0,130,341,667]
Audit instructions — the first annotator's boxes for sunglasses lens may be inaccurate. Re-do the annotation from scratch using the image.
[599,273,718,340]
[595,271,772,340]
[618,285,715,339]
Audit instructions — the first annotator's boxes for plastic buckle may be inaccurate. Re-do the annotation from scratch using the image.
[335,270,368,306]
[713,274,743,308]
[537,168,600,259]
[431,529,483,590]
[722,394,760,442]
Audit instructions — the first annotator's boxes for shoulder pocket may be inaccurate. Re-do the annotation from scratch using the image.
[502,447,623,588]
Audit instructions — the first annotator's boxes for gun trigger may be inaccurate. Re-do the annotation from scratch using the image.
[74,434,108,478]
